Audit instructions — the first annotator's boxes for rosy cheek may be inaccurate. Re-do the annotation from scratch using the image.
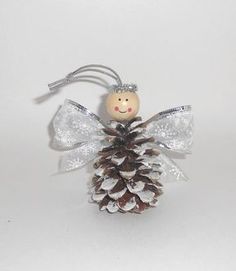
[114,106,119,111]
[128,107,132,112]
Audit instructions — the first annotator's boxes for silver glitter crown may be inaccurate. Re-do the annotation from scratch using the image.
[110,84,138,93]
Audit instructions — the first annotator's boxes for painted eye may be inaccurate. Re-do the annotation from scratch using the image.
[126,98,128,101]
[118,98,121,101]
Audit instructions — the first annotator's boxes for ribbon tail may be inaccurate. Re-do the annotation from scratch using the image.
[156,153,189,182]
[59,140,107,172]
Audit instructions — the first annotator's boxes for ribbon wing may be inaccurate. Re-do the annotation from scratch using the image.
[53,99,106,148]
[52,99,109,171]
[144,105,193,153]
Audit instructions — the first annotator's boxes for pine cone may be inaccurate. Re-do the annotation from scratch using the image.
[91,117,163,213]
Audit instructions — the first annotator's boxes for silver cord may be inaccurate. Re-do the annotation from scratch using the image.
[69,64,122,84]
[48,64,122,92]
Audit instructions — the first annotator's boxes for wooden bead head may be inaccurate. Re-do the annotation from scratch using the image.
[106,90,140,121]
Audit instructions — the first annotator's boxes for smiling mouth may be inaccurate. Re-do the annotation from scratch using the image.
[119,110,127,113]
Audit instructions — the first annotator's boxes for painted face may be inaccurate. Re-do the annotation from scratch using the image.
[106,91,140,121]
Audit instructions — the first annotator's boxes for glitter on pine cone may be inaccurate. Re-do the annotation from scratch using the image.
[90,117,163,213]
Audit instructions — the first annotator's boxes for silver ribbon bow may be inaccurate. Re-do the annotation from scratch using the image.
[52,99,193,182]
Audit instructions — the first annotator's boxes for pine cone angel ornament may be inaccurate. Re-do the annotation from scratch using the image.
[48,64,193,214]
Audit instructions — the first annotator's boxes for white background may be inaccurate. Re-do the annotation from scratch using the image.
[0,0,236,270]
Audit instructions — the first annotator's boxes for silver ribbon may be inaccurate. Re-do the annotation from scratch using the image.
[52,101,193,180]
[52,99,109,171]
[59,140,107,172]
[144,105,193,153]
[53,99,106,149]
[154,152,189,182]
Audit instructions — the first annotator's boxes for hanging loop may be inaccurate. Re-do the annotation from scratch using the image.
[48,64,122,92]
